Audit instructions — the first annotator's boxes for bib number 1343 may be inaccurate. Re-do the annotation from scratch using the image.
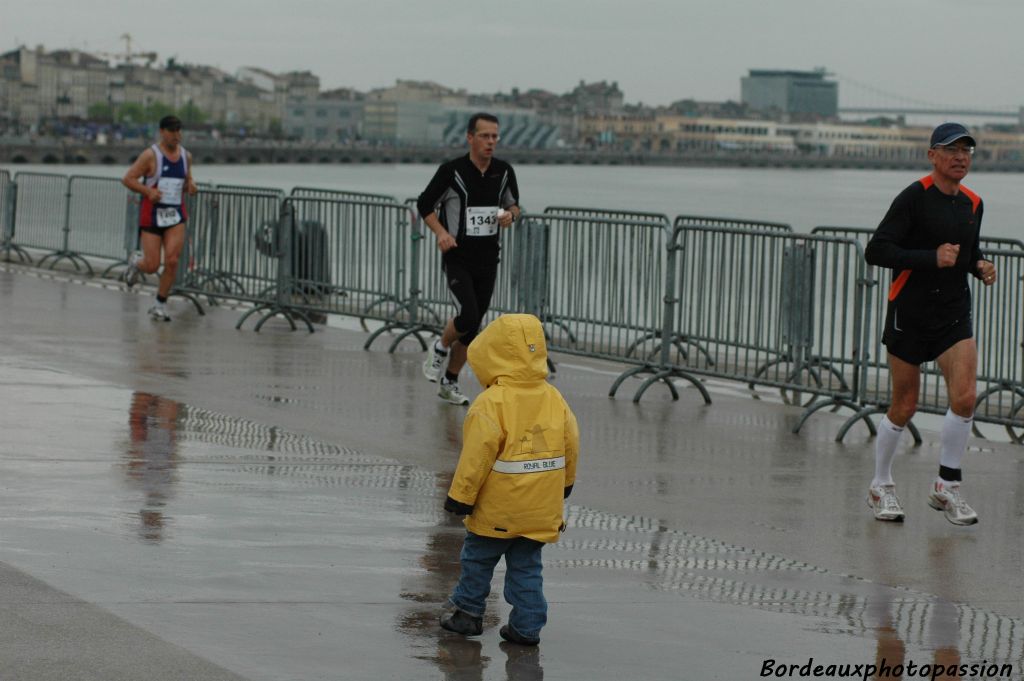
[465,206,499,237]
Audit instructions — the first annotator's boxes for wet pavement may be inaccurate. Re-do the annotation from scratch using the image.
[1,262,1023,681]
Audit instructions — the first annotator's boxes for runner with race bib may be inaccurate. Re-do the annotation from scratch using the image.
[121,115,198,321]
[417,113,521,405]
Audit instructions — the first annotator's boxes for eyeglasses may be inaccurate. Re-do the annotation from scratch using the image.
[933,144,975,156]
[474,133,500,141]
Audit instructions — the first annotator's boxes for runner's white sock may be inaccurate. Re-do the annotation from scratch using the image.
[872,416,904,487]
[937,408,972,482]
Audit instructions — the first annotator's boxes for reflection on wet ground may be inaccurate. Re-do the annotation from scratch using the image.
[124,392,181,543]
[2,269,1024,680]
[102,376,1024,677]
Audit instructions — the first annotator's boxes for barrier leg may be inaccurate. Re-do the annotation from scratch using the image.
[634,369,710,405]
[37,250,94,275]
[793,397,865,434]
[0,242,33,264]
[1007,398,1024,444]
[237,304,314,333]
[169,289,206,316]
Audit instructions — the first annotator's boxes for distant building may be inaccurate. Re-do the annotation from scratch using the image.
[0,44,303,132]
[285,88,364,142]
[569,80,624,115]
[359,81,560,148]
[581,113,797,153]
[741,69,838,118]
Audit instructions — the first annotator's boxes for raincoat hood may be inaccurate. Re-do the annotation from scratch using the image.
[468,314,548,388]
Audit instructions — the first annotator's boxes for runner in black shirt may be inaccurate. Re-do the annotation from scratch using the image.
[417,113,521,405]
[863,122,996,526]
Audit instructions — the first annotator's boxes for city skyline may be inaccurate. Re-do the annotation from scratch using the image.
[4,0,1022,111]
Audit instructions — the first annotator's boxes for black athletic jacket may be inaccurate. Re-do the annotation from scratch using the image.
[416,154,519,266]
[865,175,985,332]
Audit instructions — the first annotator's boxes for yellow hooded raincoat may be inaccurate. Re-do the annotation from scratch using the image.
[446,314,579,543]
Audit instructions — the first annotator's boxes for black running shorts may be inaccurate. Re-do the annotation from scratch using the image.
[882,310,973,365]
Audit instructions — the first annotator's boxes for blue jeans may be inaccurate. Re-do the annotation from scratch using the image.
[449,531,547,639]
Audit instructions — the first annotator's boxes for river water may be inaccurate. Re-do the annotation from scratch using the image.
[4,162,1022,239]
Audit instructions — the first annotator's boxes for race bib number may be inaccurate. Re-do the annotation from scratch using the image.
[156,206,182,227]
[157,177,184,206]
[465,206,499,237]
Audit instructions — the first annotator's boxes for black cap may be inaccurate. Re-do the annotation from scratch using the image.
[159,115,183,131]
[930,122,975,148]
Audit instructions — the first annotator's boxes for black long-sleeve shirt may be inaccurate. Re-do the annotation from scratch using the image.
[865,175,984,331]
[416,154,519,267]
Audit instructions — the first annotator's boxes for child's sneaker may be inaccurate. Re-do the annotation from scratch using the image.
[499,624,540,646]
[866,484,905,522]
[438,379,469,405]
[423,340,448,382]
[440,604,482,637]
[928,480,978,526]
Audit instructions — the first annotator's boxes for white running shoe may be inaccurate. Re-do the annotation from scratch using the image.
[125,250,143,288]
[148,302,171,322]
[422,340,448,383]
[438,379,469,406]
[867,484,905,522]
[928,481,978,526]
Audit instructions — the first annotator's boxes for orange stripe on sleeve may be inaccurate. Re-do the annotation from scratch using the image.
[959,184,981,214]
[888,270,911,302]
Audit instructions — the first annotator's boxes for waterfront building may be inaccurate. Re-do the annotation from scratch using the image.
[580,113,796,153]
[0,44,296,132]
[285,88,365,143]
[741,69,838,118]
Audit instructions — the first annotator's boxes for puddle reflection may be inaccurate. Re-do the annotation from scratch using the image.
[123,391,181,543]
[395,472,545,680]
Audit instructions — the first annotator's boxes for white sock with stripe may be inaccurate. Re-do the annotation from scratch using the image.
[936,408,972,484]
[872,416,904,488]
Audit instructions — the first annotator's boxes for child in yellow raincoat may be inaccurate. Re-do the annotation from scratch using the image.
[440,314,579,646]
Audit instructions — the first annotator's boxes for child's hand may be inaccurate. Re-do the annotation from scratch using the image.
[444,496,474,516]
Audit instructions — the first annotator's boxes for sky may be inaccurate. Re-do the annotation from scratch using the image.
[3,0,1022,111]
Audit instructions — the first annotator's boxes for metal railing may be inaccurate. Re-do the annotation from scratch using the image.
[175,190,284,315]
[64,175,135,273]
[1,171,1020,443]
[611,225,869,412]
[529,213,671,365]
[212,183,285,198]
[290,186,397,203]
[0,170,29,263]
[11,172,73,266]
[674,214,792,232]
[243,196,413,332]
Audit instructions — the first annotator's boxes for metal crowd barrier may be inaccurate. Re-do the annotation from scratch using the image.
[11,172,73,267]
[674,214,792,232]
[970,248,1024,442]
[528,212,671,366]
[175,190,284,321]
[2,169,1021,445]
[64,175,135,274]
[613,225,869,413]
[543,205,671,225]
[290,186,397,203]
[0,169,29,263]
[213,183,284,198]
[811,226,1024,442]
[239,196,412,332]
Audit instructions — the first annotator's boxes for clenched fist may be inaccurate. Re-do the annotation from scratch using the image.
[936,243,959,268]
